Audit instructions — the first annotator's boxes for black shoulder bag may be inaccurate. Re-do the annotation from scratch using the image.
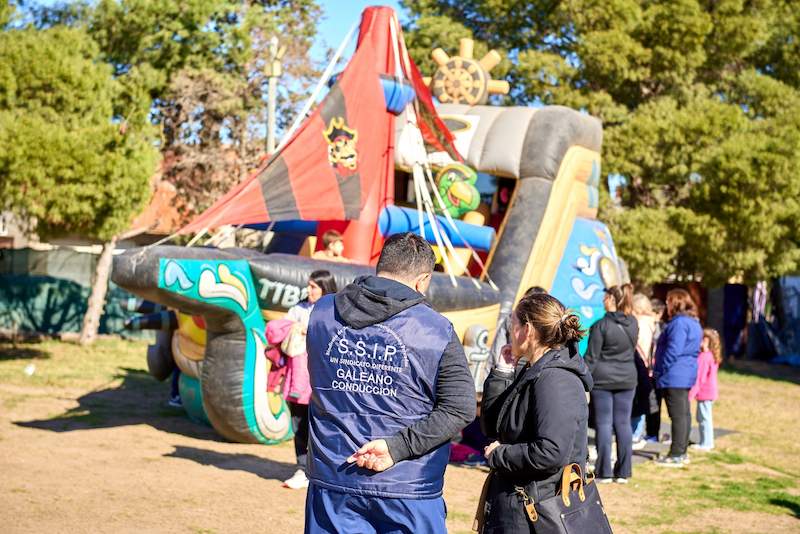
[516,463,613,534]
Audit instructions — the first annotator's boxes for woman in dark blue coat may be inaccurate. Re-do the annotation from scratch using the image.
[653,289,703,467]
[480,293,593,533]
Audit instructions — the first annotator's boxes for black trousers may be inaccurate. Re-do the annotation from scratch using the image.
[646,380,662,438]
[289,402,309,470]
[663,388,691,457]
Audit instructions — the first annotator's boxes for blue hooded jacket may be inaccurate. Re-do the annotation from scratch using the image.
[653,314,703,389]
[306,276,474,499]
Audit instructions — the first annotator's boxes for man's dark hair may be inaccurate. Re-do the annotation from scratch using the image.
[376,233,436,278]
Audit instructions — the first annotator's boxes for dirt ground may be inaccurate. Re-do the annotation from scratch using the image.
[1,341,798,533]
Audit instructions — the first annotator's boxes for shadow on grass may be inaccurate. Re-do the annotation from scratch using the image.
[723,359,800,386]
[0,343,50,361]
[165,445,296,482]
[770,498,800,519]
[14,367,221,442]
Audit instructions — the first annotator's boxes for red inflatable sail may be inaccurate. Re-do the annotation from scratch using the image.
[181,6,459,264]
[182,40,389,233]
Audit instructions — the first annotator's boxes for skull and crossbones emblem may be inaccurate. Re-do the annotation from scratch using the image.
[323,117,358,174]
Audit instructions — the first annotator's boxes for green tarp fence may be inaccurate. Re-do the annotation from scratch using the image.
[0,247,151,338]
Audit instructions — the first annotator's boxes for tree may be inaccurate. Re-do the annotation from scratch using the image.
[0,26,157,239]
[4,1,323,342]
[86,0,324,217]
[402,0,800,286]
[0,23,159,343]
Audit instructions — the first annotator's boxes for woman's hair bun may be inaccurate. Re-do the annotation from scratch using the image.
[559,313,584,343]
[515,293,586,347]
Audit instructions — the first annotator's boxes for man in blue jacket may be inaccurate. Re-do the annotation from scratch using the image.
[305,232,476,533]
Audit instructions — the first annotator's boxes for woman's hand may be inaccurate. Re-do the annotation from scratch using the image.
[496,344,515,371]
[484,440,501,457]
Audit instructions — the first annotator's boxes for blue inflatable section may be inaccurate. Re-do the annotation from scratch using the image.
[381,75,416,114]
[245,220,318,235]
[378,205,495,251]
[328,73,415,115]
[242,205,495,252]
[549,217,625,354]
[178,373,211,426]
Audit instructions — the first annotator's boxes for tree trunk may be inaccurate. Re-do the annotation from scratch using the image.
[79,237,117,345]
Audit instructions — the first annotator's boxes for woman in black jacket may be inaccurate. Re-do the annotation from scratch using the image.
[584,285,639,483]
[481,293,593,533]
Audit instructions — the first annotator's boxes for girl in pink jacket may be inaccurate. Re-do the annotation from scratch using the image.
[689,328,722,450]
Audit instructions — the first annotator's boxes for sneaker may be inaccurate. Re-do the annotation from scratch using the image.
[645,435,659,443]
[167,395,182,408]
[283,469,309,489]
[690,444,713,452]
[632,439,647,451]
[596,478,614,484]
[462,453,488,468]
[680,454,691,465]
[654,456,685,468]
[613,478,628,484]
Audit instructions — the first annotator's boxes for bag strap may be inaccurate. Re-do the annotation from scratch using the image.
[472,473,493,532]
[494,351,558,434]
[560,463,586,507]
[616,321,638,355]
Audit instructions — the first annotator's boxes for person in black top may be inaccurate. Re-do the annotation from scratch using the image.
[480,293,592,533]
[584,284,639,483]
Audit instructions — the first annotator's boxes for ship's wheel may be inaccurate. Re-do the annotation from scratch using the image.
[423,38,509,105]
[432,56,488,105]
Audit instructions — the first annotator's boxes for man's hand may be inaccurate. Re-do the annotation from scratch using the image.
[346,439,395,472]
[484,440,501,457]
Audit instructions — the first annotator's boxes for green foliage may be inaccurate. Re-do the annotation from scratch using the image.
[3,0,323,225]
[0,26,157,240]
[0,3,13,27]
[403,0,800,284]
[603,206,684,285]
[85,0,324,216]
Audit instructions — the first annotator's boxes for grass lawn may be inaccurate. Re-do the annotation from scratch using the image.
[599,360,800,533]
[0,338,798,533]
[0,337,147,389]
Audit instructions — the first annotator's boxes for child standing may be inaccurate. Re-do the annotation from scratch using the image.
[690,328,722,451]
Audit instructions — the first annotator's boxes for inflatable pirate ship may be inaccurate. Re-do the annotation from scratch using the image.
[113,6,626,444]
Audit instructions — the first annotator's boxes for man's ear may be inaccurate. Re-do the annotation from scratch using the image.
[415,272,432,294]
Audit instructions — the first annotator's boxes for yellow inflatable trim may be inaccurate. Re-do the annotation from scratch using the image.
[514,146,601,303]
[444,303,501,346]
[176,312,207,346]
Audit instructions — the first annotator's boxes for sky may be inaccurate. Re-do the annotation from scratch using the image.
[311,0,405,63]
